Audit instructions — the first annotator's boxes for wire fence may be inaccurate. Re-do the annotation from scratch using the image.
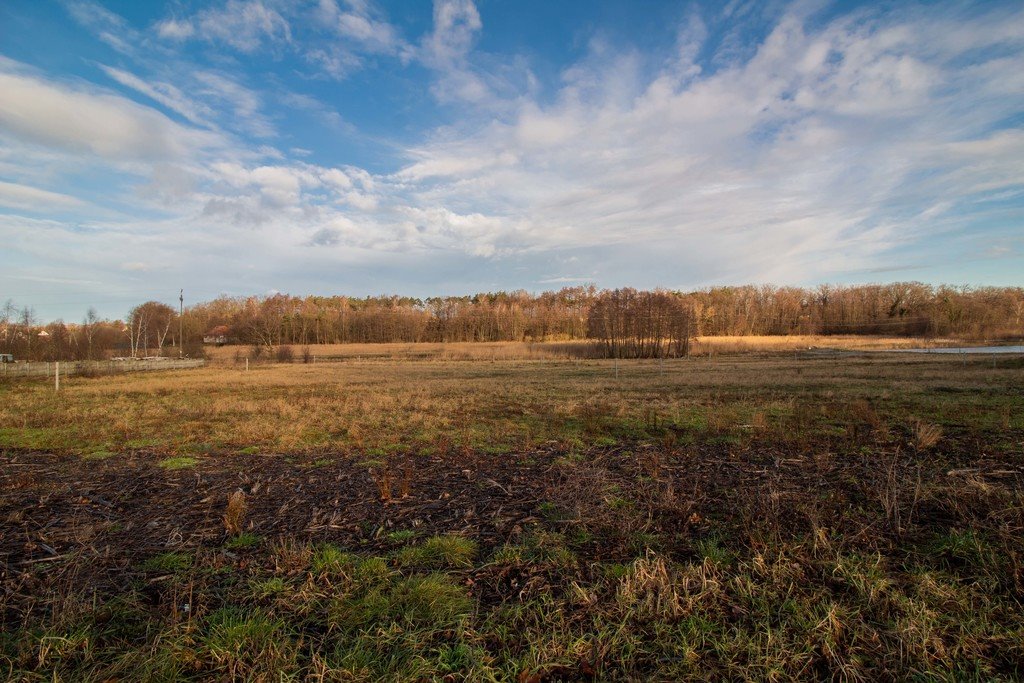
[0,358,206,379]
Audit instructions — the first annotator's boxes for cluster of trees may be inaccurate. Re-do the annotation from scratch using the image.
[2,283,1022,361]
[182,284,1024,346]
[188,289,593,346]
[689,283,1024,338]
[0,301,185,362]
[588,289,694,358]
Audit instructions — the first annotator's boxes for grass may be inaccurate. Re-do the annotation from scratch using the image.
[1,347,1022,680]
[224,532,262,550]
[0,347,1021,456]
[394,535,478,569]
[4,492,1024,679]
[140,551,193,573]
[81,448,116,461]
[157,456,200,470]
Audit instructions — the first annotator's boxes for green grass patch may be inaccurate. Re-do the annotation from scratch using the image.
[140,551,193,573]
[157,456,200,470]
[202,607,298,678]
[82,449,116,461]
[394,535,478,570]
[310,544,357,576]
[386,529,417,545]
[225,533,262,550]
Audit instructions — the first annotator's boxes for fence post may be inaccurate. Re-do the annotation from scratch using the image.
[55,362,60,391]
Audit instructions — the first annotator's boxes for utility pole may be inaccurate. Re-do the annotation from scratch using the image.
[179,289,184,358]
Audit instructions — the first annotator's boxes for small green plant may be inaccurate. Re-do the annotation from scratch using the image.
[694,536,736,565]
[538,501,570,522]
[82,449,116,461]
[330,573,471,632]
[202,607,297,678]
[225,533,261,550]
[158,456,200,470]
[353,556,393,583]
[386,530,417,545]
[141,552,193,573]
[492,531,576,568]
[249,577,287,599]
[238,446,259,455]
[394,535,477,569]
[311,544,356,576]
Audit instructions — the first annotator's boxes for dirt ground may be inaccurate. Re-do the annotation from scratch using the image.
[4,428,1022,611]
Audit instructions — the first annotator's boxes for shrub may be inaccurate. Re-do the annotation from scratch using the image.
[224,490,247,535]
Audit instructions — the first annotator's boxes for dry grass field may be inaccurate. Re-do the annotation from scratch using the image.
[202,336,967,364]
[1,347,1023,680]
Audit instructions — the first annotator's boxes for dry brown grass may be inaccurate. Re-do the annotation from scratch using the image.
[2,345,1023,681]
[207,341,593,364]
[205,335,965,365]
[0,348,1019,456]
[224,490,247,535]
[691,335,958,354]
[913,420,943,450]
[617,552,684,619]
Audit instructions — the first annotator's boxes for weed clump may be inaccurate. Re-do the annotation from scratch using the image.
[141,552,193,573]
[913,419,943,450]
[395,535,477,570]
[157,456,199,470]
[311,544,357,577]
[223,490,247,536]
[203,607,298,679]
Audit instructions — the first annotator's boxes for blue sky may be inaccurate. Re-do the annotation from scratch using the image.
[1,0,1022,321]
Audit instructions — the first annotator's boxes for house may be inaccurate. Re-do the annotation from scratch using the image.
[203,325,230,345]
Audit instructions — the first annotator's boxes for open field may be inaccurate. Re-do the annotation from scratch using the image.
[2,349,1023,680]
[202,336,986,364]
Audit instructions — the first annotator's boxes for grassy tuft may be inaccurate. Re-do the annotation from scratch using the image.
[394,535,478,570]
[157,456,200,470]
[140,551,193,573]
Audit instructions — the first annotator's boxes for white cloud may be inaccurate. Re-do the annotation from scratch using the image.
[154,18,196,40]
[387,3,1024,281]
[0,181,87,211]
[65,0,142,55]
[423,0,481,66]
[192,71,276,138]
[415,0,513,107]
[153,0,291,53]
[99,65,213,126]
[4,2,1024,321]
[0,67,219,161]
[317,0,406,55]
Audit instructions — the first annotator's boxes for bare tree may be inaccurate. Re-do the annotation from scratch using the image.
[127,302,175,357]
[82,307,100,360]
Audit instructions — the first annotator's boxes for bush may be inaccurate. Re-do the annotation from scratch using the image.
[276,345,294,363]
[182,341,208,359]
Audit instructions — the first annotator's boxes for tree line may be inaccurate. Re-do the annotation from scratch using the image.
[2,283,1022,361]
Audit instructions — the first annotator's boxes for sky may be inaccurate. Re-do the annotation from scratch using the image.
[1,0,1022,322]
